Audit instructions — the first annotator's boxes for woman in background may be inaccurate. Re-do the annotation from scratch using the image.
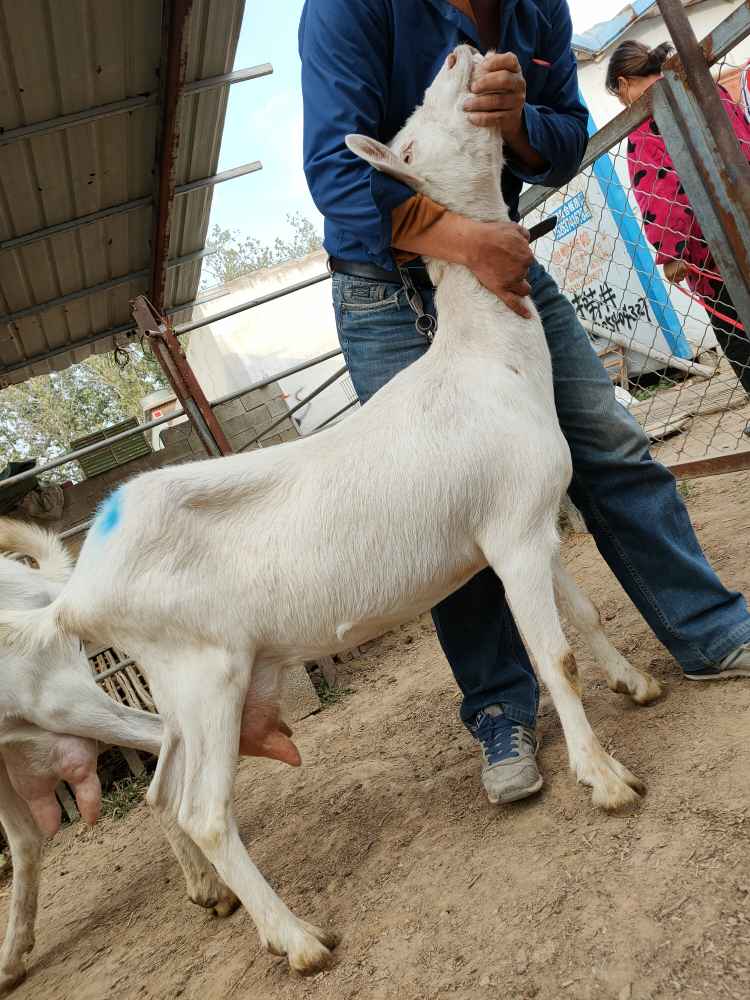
[606,40,750,397]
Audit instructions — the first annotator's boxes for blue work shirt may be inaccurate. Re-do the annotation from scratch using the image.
[298,0,588,269]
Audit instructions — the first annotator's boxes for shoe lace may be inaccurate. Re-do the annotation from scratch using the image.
[473,712,534,767]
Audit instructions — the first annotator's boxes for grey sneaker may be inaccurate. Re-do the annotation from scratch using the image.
[685,643,750,681]
[467,705,543,804]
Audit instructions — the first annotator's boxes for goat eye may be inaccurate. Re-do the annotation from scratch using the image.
[403,151,412,164]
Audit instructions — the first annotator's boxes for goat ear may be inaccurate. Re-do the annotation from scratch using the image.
[345,134,423,189]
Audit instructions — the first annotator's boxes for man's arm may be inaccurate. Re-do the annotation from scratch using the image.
[299,0,536,316]
[464,0,588,188]
[299,0,414,259]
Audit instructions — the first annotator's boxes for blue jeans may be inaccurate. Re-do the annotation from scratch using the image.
[332,261,750,727]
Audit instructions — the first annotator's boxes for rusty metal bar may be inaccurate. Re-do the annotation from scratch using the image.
[150,0,193,312]
[652,0,750,335]
[131,295,232,457]
[670,451,750,481]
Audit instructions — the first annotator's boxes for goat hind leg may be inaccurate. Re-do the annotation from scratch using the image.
[0,760,44,995]
[487,539,645,810]
[145,647,337,973]
[155,811,240,918]
[553,558,662,705]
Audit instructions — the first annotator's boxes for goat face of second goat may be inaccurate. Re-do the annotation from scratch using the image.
[346,45,506,221]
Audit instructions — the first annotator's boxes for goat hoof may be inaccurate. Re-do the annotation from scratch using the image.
[579,753,646,812]
[0,966,28,997]
[265,920,340,974]
[609,672,663,705]
[211,888,241,918]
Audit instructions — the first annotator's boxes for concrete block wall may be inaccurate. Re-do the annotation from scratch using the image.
[160,382,298,457]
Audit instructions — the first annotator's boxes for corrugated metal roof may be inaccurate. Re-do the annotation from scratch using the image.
[572,0,708,59]
[0,0,245,386]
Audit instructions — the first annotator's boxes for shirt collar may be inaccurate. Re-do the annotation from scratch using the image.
[422,0,530,52]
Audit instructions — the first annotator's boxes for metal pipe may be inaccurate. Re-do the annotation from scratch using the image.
[0,248,213,327]
[2,269,330,378]
[174,271,332,336]
[0,63,273,147]
[240,365,349,450]
[0,349,345,490]
[0,162,262,254]
[182,63,273,94]
[310,398,359,433]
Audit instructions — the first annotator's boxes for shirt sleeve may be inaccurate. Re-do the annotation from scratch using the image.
[299,0,414,260]
[505,0,589,188]
[390,194,449,264]
[627,129,699,266]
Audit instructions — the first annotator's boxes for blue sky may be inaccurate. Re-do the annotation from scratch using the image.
[208,0,321,248]
[206,0,620,248]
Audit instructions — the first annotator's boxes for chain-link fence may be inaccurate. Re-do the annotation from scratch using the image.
[521,43,750,476]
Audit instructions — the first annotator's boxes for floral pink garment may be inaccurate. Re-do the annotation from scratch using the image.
[626,85,750,302]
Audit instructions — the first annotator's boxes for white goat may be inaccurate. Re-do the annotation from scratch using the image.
[0,46,662,975]
[0,520,241,995]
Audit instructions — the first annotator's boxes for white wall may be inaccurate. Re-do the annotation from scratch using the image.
[186,252,356,435]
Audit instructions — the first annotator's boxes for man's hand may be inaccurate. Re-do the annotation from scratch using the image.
[464,52,526,135]
[464,220,534,318]
[463,52,548,174]
[663,259,688,283]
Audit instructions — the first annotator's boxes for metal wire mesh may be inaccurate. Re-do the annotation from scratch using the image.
[523,51,750,471]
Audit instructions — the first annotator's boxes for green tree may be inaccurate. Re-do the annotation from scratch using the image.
[204,212,322,285]
[0,346,167,481]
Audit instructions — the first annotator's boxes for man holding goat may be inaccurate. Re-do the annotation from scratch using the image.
[299,0,750,806]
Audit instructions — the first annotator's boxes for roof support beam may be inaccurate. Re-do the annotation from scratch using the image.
[0,161,262,253]
[0,247,213,326]
[0,63,272,147]
[150,0,193,312]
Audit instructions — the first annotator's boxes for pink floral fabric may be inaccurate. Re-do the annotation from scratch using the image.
[626,86,750,302]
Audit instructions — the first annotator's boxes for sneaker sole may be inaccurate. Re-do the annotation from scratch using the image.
[487,775,544,805]
[684,668,750,681]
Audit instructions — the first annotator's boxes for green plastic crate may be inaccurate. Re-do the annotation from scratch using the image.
[70,418,151,480]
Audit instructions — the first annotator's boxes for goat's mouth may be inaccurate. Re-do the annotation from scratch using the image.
[446,45,482,94]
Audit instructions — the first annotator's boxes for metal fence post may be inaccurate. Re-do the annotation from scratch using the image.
[652,0,750,331]
[131,295,233,457]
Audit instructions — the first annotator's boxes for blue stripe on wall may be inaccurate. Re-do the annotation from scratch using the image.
[584,100,692,359]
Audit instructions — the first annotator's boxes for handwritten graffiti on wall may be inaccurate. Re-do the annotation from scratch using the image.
[572,283,652,335]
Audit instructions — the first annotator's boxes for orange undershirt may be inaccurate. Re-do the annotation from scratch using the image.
[391,0,479,263]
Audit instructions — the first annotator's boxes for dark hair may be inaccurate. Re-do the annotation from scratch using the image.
[605,40,673,95]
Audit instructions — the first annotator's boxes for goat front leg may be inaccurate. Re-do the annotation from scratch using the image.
[0,760,44,996]
[553,558,662,705]
[486,532,645,810]
[143,646,338,973]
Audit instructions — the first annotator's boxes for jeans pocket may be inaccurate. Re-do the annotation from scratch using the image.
[337,277,403,313]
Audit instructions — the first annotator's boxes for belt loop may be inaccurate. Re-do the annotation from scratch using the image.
[398,265,437,343]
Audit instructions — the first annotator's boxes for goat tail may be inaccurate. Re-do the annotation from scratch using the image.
[0,517,73,583]
[0,600,68,656]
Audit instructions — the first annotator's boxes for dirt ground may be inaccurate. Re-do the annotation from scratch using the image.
[3,473,750,1000]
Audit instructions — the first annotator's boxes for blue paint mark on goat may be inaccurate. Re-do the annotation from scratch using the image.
[96,488,123,537]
